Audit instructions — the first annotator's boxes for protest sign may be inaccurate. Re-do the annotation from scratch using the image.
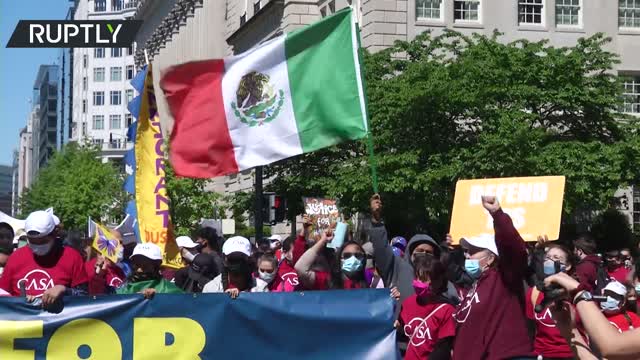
[449,176,565,243]
[92,222,122,263]
[0,290,396,359]
[303,197,341,242]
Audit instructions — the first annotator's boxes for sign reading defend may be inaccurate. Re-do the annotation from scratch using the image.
[449,176,565,244]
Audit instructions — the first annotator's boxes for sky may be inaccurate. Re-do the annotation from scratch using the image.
[0,0,71,166]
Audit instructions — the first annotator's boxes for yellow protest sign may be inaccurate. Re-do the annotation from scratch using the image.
[92,223,122,263]
[449,176,565,243]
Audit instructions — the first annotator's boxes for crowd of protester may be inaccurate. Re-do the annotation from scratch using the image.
[1,195,640,359]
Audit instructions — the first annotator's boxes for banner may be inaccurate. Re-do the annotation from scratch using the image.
[449,176,565,243]
[135,64,181,268]
[303,197,341,242]
[92,222,122,263]
[0,290,396,360]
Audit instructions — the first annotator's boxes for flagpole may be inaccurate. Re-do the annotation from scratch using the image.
[352,7,379,194]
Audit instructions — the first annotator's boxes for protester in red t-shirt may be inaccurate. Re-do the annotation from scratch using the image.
[275,235,301,292]
[600,281,640,333]
[604,250,631,284]
[296,229,368,290]
[526,244,576,359]
[256,253,280,291]
[398,253,455,360]
[452,196,533,360]
[0,211,88,308]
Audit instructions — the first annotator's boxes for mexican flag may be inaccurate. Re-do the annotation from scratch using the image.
[160,8,368,178]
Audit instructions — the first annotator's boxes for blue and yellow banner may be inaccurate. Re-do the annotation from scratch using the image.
[0,290,397,359]
[135,64,181,268]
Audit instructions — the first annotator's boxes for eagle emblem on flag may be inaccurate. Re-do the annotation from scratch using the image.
[231,71,284,127]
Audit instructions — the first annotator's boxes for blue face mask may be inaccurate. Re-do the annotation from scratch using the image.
[543,260,567,276]
[464,259,482,279]
[635,284,640,293]
[341,256,363,275]
[600,296,621,313]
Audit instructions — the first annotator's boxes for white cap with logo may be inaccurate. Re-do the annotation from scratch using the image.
[25,211,56,238]
[131,243,163,261]
[603,281,627,297]
[460,234,499,256]
[222,236,252,257]
[176,236,199,249]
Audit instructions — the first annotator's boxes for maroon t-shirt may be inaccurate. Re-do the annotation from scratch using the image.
[525,288,574,358]
[0,244,87,297]
[452,210,533,360]
[399,295,456,360]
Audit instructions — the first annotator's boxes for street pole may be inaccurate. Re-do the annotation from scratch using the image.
[254,166,263,242]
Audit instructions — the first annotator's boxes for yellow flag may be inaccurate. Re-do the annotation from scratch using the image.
[92,222,122,263]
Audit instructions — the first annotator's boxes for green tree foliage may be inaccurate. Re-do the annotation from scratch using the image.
[19,143,126,230]
[164,159,223,236]
[266,31,640,239]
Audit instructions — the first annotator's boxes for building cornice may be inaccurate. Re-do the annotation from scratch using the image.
[226,0,284,44]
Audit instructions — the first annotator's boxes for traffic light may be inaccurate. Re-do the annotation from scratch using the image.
[263,193,287,225]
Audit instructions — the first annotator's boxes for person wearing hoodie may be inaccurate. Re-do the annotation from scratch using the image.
[452,196,533,360]
[573,235,602,292]
[367,194,459,315]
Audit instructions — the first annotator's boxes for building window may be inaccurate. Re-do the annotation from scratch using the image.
[126,113,133,127]
[126,89,134,103]
[320,7,327,17]
[622,75,640,114]
[454,0,480,21]
[110,114,121,129]
[556,0,580,26]
[82,122,87,136]
[240,13,247,25]
[112,48,122,57]
[92,115,104,130]
[82,76,88,90]
[329,0,335,13]
[94,48,105,58]
[82,99,87,113]
[127,44,134,56]
[93,67,105,82]
[110,91,121,105]
[83,54,88,68]
[417,0,443,20]
[254,0,260,14]
[619,0,640,28]
[519,0,544,25]
[126,65,134,80]
[112,0,123,11]
[95,0,106,12]
[93,91,104,106]
[110,67,122,81]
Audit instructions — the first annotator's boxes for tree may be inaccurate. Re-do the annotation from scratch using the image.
[164,159,224,236]
[265,31,640,240]
[20,143,126,230]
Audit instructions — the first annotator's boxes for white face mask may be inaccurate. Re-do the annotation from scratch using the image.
[28,240,54,256]
[181,249,196,263]
[259,271,276,284]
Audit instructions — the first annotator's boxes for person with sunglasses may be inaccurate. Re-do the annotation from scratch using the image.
[452,196,533,360]
[295,229,369,290]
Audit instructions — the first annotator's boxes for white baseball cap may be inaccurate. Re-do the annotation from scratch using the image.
[176,236,199,249]
[268,235,282,242]
[52,214,60,226]
[603,281,627,297]
[25,210,56,238]
[460,234,499,256]
[222,236,252,257]
[131,243,163,261]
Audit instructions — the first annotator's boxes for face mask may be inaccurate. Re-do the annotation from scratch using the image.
[28,240,54,256]
[270,242,279,250]
[599,296,621,314]
[412,279,431,299]
[635,283,640,293]
[341,256,363,275]
[464,258,485,279]
[116,247,124,263]
[181,249,195,263]
[543,260,566,276]
[259,271,275,284]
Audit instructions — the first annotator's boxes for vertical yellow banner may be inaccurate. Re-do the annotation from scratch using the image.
[135,64,181,268]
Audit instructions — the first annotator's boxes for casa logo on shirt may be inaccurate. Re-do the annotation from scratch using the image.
[534,308,556,328]
[454,284,480,323]
[17,269,54,296]
[109,276,124,288]
[404,318,433,346]
[230,71,285,127]
[281,272,299,287]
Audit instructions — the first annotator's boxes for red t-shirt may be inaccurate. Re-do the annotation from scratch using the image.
[607,311,640,332]
[85,257,126,295]
[0,244,88,297]
[525,288,574,358]
[311,271,364,290]
[274,259,299,292]
[399,295,456,360]
[607,266,630,284]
